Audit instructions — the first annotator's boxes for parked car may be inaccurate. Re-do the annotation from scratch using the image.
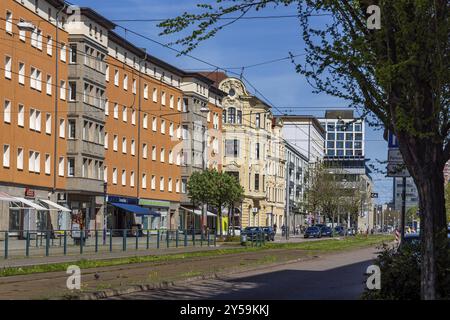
[314,224,326,229]
[262,227,276,241]
[242,226,264,241]
[304,226,322,238]
[334,226,346,236]
[320,226,333,237]
[228,226,241,236]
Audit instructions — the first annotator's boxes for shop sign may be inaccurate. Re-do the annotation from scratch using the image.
[25,188,35,198]
[139,199,170,207]
[107,195,138,205]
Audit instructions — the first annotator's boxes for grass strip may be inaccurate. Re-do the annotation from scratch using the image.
[0,235,393,278]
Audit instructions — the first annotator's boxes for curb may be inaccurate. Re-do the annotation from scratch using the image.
[72,255,319,300]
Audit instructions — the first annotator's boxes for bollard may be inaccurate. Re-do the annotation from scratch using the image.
[135,231,139,250]
[80,230,84,255]
[109,229,113,252]
[46,231,50,256]
[63,231,67,256]
[123,229,127,251]
[157,229,160,249]
[176,230,179,248]
[184,230,187,247]
[207,230,210,247]
[146,230,150,249]
[95,230,98,253]
[25,231,30,257]
[4,231,8,259]
[166,230,169,248]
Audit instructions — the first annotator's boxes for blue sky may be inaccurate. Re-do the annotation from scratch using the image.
[73,0,393,204]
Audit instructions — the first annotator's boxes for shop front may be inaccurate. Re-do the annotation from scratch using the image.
[139,199,177,230]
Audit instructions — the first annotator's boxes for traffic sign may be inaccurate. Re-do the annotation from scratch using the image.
[387,163,410,177]
[388,132,399,148]
[388,149,403,162]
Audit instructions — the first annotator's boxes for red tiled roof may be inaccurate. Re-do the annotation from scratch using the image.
[197,71,228,88]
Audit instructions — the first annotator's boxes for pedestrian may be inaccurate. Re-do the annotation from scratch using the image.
[273,223,277,235]
[281,224,286,236]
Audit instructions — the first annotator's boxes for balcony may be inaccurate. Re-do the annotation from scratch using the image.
[66,177,104,194]
[67,139,105,159]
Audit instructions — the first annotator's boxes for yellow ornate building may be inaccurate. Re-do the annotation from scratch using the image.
[203,74,286,229]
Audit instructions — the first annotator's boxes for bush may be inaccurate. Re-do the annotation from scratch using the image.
[362,241,450,300]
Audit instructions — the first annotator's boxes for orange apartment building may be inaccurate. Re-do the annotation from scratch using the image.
[0,0,70,237]
[0,0,226,235]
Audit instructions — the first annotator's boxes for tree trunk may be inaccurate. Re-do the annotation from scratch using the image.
[414,166,448,299]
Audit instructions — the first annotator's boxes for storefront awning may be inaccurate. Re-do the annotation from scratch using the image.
[0,191,16,202]
[111,203,160,216]
[13,197,48,211]
[181,207,217,217]
[39,199,71,212]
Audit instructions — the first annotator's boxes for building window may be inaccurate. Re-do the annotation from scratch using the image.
[60,43,66,62]
[168,178,173,192]
[132,79,137,94]
[18,62,25,84]
[114,70,119,86]
[152,88,157,102]
[169,150,173,164]
[104,132,108,149]
[58,157,64,176]
[255,113,261,128]
[131,139,135,156]
[160,177,165,191]
[69,44,77,64]
[176,179,180,193]
[131,110,136,125]
[160,148,165,162]
[152,146,156,161]
[225,139,240,157]
[152,117,157,131]
[17,148,23,170]
[142,174,147,189]
[68,119,76,139]
[104,166,108,183]
[3,145,10,168]
[112,168,118,185]
[254,174,260,191]
[237,110,242,124]
[5,11,13,34]
[4,56,12,79]
[228,107,236,124]
[123,74,128,90]
[105,64,109,82]
[122,106,127,122]
[59,119,65,138]
[46,36,52,56]
[144,84,148,99]
[46,75,52,95]
[68,82,76,101]
[60,81,66,100]
[121,170,126,186]
[17,104,24,127]
[143,113,148,129]
[177,98,181,111]
[161,120,165,134]
[45,114,51,134]
[3,100,11,123]
[114,104,119,119]
[169,123,174,137]
[142,143,148,159]
[169,95,174,109]
[130,171,135,187]
[122,137,127,154]
[67,158,75,177]
[151,175,156,190]
[113,135,118,151]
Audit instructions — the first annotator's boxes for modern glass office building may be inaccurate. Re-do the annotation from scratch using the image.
[318,110,365,158]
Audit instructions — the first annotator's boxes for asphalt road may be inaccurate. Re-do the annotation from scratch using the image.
[111,246,379,300]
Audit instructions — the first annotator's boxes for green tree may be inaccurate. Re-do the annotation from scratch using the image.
[159,0,449,299]
[187,170,244,236]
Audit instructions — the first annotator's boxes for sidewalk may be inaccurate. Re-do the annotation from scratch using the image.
[0,242,239,268]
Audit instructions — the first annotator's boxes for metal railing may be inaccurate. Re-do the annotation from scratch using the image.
[0,228,217,260]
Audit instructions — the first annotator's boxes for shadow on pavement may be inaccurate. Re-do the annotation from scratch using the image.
[111,259,374,300]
